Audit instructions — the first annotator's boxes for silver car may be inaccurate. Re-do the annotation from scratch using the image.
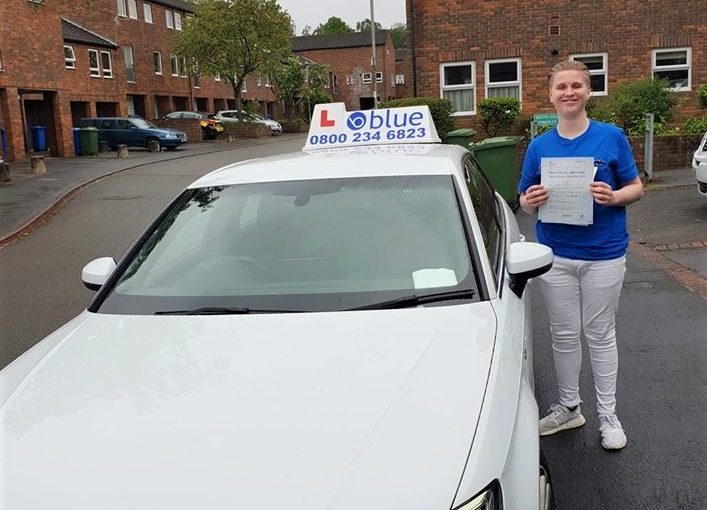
[214,110,282,135]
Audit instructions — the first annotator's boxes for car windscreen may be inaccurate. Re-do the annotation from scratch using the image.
[95,175,478,314]
[130,118,158,129]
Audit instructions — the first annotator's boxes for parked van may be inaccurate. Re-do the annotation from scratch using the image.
[79,117,187,151]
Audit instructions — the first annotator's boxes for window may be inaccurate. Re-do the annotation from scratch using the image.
[153,51,162,74]
[361,72,372,84]
[116,0,127,17]
[124,46,135,82]
[485,58,521,100]
[241,77,247,92]
[64,45,76,69]
[88,49,100,77]
[127,0,137,19]
[464,158,502,274]
[100,51,113,78]
[375,72,383,83]
[395,74,405,85]
[143,2,152,23]
[170,54,178,76]
[440,61,475,115]
[166,10,173,28]
[179,56,187,77]
[652,48,691,91]
[257,76,262,86]
[570,53,608,96]
[215,73,221,81]
[332,74,338,95]
[174,12,182,30]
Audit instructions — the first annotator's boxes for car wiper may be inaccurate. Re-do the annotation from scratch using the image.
[350,289,476,311]
[155,307,301,315]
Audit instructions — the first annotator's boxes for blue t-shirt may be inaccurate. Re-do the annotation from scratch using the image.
[518,121,639,260]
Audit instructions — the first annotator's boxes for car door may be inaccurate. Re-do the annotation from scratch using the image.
[98,118,117,146]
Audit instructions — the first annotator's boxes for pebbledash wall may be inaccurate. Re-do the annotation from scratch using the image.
[407,0,706,133]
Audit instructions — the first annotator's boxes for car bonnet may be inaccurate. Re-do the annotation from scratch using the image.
[1,303,497,509]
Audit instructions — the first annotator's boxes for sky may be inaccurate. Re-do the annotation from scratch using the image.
[276,0,407,34]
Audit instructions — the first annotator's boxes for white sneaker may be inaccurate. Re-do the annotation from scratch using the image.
[538,403,586,436]
[599,415,627,450]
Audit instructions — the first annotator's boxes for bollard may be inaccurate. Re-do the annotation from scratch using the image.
[116,144,128,159]
[0,163,10,183]
[147,140,160,152]
[30,155,46,175]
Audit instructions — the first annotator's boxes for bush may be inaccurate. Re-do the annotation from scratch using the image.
[478,97,521,137]
[379,97,456,139]
[683,116,707,134]
[698,84,707,110]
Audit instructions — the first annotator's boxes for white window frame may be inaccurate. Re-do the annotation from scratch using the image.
[241,78,247,92]
[257,76,262,86]
[174,12,182,30]
[170,54,178,76]
[652,47,691,92]
[143,3,153,23]
[215,73,221,81]
[100,51,113,78]
[116,0,127,17]
[64,45,76,69]
[179,56,187,78]
[570,53,608,96]
[88,49,100,77]
[484,57,522,101]
[124,46,135,82]
[439,61,476,116]
[153,51,162,74]
[127,0,137,19]
[375,71,383,83]
[395,74,405,85]
[165,10,174,29]
[361,72,372,84]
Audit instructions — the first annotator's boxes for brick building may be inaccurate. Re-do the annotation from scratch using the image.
[0,0,280,162]
[292,31,398,111]
[406,0,706,131]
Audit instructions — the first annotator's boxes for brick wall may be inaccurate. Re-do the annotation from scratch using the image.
[154,118,202,142]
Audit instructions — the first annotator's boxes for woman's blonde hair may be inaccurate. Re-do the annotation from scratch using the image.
[548,60,591,88]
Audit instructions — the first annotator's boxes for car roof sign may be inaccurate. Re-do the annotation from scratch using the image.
[303,102,441,151]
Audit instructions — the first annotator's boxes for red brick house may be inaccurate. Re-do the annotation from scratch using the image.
[406,0,706,131]
[0,0,280,162]
[292,31,397,111]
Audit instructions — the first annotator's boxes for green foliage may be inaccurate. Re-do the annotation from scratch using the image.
[683,116,707,134]
[588,78,677,136]
[304,90,333,120]
[313,16,353,35]
[243,100,261,117]
[174,0,292,110]
[379,97,456,139]
[355,18,383,32]
[389,23,407,48]
[478,97,521,137]
[698,84,707,109]
[269,57,330,117]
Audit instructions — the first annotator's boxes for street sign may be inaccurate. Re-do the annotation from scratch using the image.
[533,113,558,126]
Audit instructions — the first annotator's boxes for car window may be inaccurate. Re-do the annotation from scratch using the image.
[130,118,157,129]
[117,119,133,129]
[97,176,478,314]
[99,119,115,129]
[464,158,502,276]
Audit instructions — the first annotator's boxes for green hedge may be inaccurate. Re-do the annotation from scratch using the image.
[478,97,521,137]
[379,97,456,139]
[698,84,707,110]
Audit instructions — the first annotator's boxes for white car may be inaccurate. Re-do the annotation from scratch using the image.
[692,131,707,198]
[0,104,555,510]
[214,109,282,135]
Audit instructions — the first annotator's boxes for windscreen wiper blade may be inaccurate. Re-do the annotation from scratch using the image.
[155,307,301,315]
[350,289,476,311]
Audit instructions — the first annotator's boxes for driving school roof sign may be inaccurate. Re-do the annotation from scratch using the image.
[303,103,441,151]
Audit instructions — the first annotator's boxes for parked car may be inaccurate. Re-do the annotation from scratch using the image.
[2,103,554,510]
[692,131,707,198]
[163,111,223,140]
[80,117,187,151]
[214,110,282,135]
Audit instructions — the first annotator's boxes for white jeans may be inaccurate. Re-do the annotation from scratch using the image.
[537,255,626,417]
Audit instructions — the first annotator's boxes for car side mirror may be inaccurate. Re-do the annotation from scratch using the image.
[82,257,117,291]
[506,242,553,298]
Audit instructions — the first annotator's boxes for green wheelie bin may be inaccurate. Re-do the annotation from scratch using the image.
[444,128,476,148]
[469,136,523,211]
[79,127,99,156]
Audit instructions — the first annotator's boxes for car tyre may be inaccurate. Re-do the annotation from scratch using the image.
[146,137,161,152]
[540,449,555,510]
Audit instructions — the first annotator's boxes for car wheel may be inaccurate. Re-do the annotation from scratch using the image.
[540,449,555,510]
[146,137,161,151]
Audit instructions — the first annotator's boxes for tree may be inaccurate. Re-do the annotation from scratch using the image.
[389,23,407,48]
[355,18,382,32]
[270,56,330,119]
[174,0,292,116]
[313,16,353,35]
[300,24,312,36]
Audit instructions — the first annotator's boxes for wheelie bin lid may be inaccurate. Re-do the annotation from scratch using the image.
[79,126,98,131]
[470,135,523,149]
[446,128,477,137]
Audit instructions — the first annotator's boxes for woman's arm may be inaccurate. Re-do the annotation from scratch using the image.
[590,177,643,206]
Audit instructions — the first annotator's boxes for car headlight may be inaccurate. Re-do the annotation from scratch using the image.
[165,133,177,139]
[453,482,501,510]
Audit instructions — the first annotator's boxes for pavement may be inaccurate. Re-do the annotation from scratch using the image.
[0,134,305,246]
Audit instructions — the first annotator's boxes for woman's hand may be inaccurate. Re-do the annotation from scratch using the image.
[520,184,549,214]
[591,177,644,206]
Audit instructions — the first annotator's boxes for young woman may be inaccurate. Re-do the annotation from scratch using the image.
[518,60,644,450]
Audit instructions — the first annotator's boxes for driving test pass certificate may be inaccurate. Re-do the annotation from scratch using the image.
[538,157,594,226]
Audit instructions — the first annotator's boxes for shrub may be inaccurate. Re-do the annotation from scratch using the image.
[683,116,707,135]
[698,84,707,110]
[478,97,521,137]
[379,97,456,139]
